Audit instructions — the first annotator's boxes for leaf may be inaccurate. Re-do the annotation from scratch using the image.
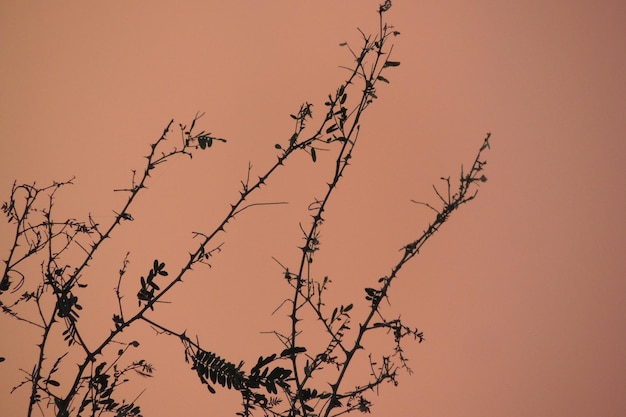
[383,60,401,68]
[266,381,277,394]
[280,346,307,357]
[377,75,390,83]
[95,362,106,376]
[0,276,11,292]
[326,124,338,134]
[47,379,60,387]
[79,399,90,411]
[311,148,317,163]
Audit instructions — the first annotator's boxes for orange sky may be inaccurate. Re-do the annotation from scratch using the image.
[1,1,625,416]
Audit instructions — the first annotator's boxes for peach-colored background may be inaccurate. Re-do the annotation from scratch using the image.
[1,1,625,416]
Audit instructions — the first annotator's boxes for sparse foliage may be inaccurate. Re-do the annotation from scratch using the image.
[1,3,491,417]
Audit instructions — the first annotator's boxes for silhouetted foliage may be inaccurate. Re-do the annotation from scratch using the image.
[1,3,491,416]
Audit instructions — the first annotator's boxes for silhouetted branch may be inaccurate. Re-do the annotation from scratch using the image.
[1,3,492,417]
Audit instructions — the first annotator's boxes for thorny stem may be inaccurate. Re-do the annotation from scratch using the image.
[284,9,399,416]
[3,116,219,415]
[56,93,345,412]
[322,132,491,417]
[2,2,492,416]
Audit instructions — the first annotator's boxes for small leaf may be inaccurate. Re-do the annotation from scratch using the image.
[377,75,390,83]
[95,362,106,376]
[0,277,11,292]
[383,60,401,68]
[47,379,60,387]
[326,124,338,134]
[311,148,317,163]
[280,346,307,357]
[266,381,277,394]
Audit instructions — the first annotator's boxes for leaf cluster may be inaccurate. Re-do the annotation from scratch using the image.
[136,260,168,310]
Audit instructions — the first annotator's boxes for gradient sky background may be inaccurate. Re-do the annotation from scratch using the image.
[1,1,625,416]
